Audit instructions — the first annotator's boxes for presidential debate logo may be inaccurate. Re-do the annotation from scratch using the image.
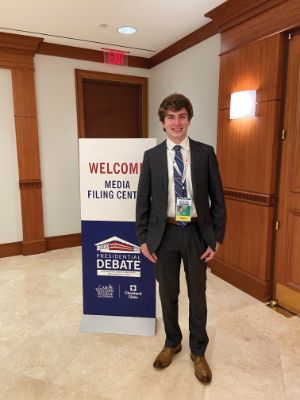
[95,236,141,277]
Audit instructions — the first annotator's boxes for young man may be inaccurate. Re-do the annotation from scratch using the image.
[136,93,226,383]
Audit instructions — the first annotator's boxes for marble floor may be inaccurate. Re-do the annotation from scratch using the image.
[0,247,299,400]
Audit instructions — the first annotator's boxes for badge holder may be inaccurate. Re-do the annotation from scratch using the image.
[175,197,192,222]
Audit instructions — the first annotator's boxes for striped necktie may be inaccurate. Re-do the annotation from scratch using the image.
[173,145,187,226]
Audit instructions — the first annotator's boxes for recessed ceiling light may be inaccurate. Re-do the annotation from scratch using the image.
[99,24,109,29]
[117,26,137,35]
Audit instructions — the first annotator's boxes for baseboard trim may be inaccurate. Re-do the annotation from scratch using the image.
[0,233,81,258]
[22,239,47,255]
[0,241,22,258]
[46,233,81,251]
[210,259,272,302]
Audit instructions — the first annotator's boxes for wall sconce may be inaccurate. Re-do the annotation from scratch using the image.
[230,90,256,119]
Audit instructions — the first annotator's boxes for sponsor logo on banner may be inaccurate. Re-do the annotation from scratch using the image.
[125,284,143,300]
[95,284,115,298]
[95,236,141,278]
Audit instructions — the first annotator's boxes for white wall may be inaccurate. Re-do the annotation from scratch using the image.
[35,55,150,237]
[0,69,23,243]
[149,34,221,147]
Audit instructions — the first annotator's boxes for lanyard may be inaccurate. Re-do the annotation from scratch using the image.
[167,146,189,184]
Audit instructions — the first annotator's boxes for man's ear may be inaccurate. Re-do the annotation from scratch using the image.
[161,121,166,132]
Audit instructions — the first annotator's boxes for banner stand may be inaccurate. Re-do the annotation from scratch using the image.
[80,315,156,336]
[79,138,157,337]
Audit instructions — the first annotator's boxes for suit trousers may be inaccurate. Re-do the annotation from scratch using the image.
[154,222,209,356]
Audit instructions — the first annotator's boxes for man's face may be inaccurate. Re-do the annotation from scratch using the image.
[162,108,190,143]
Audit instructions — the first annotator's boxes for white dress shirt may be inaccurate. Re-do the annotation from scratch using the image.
[166,136,197,218]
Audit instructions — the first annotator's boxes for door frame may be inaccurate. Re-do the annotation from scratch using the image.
[273,30,300,314]
[75,69,148,138]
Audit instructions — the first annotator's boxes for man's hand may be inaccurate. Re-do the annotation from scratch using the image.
[140,243,158,263]
[200,242,220,263]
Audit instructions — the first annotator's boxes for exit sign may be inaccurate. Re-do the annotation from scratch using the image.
[103,49,128,66]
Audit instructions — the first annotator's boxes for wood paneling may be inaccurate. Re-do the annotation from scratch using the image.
[217,101,281,194]
[218,34,284,109]
[14,118,41,179]
[276,283,300,315]
[83,80,141,138]
[274,33,300,311]
[284,210,300,289]
[215,28,286,300]
[206,0,286,33]
[149,22,217,68]
[0,33,46,255]
[216,198,274,282]
[11,78,45,255]
[37,42,151,69]
[220,0,300,54]
[11,69,37,115]
[19,187,44,241]
[76,69,148,138]
[211,258,272,301]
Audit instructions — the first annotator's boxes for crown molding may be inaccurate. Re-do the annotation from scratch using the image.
[0,31,43,55]
[37,42,151,69]
[205,0,286,33]
[37,22,217,70]
[0,32,43,68]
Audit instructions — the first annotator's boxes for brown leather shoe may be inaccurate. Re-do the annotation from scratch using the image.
[153,343,182,369]
[191,353,212,384]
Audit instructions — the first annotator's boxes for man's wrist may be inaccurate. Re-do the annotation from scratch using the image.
[212,242,220,252]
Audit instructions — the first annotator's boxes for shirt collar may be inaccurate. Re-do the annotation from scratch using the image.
[167,136,190,151]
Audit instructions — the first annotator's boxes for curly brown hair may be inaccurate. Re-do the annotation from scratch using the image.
[158,93,194,122]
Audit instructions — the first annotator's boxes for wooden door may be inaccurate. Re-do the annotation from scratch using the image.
[76,70,148,138]
[83,80,140,138]
[274,32,300,314]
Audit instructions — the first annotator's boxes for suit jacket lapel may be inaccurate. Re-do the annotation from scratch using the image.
[190,138,201,198]
[158,140,168,195]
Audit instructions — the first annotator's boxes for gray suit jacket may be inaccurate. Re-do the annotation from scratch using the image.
[136,138,226,253]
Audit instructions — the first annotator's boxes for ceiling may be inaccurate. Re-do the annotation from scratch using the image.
[0,0,225,58]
